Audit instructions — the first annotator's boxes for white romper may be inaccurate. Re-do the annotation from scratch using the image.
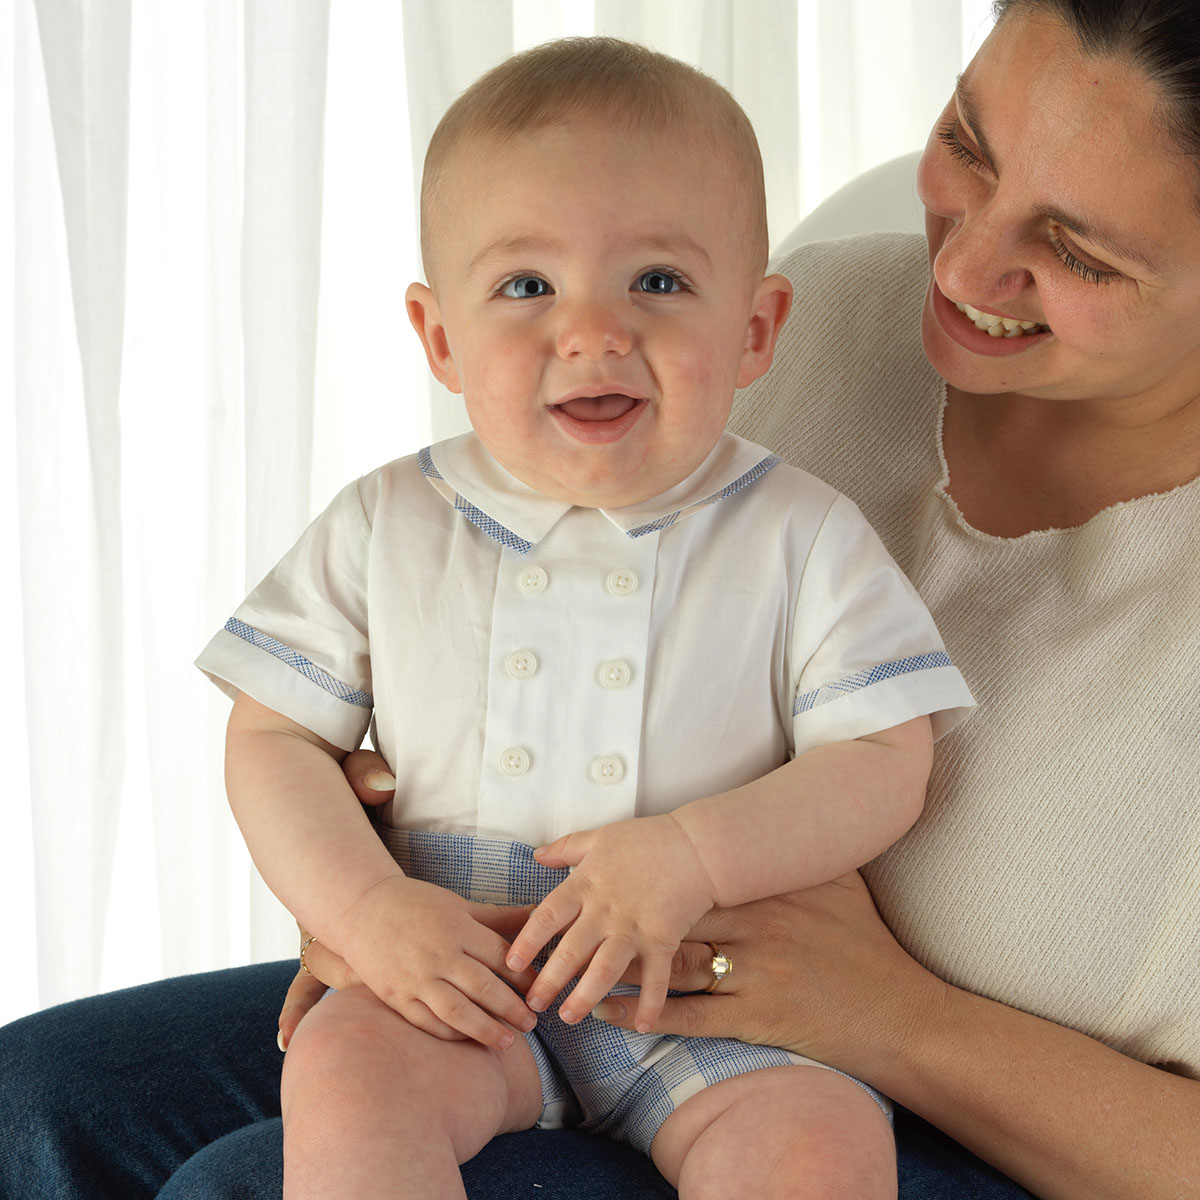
[198,430,974,1152]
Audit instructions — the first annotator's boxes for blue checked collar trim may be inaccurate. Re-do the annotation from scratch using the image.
[420,432,780,555]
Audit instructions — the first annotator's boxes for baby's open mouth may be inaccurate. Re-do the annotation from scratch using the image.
[956,301,1049,338]
[552,394,642,421]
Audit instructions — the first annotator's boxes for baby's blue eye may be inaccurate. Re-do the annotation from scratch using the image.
[502,276,552,299]
[636,271,681,294]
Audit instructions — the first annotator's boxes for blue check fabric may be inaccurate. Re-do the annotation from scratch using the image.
[375,827,886,1155]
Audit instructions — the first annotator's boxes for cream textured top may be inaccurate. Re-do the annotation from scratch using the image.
[731,232,1200,1078]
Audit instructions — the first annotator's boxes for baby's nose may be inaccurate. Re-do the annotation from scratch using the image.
[555,299,634,359]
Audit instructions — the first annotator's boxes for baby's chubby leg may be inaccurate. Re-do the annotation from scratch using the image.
[652,1064,896,1200]
[281,984,543,1200]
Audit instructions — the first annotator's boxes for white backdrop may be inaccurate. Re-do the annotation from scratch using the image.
[2,0,996,1025]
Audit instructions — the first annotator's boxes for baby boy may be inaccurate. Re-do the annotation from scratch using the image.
[198,35,973,1200]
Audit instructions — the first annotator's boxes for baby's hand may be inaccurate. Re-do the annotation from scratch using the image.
[339,874,539,1050]
[508,815,716,1032]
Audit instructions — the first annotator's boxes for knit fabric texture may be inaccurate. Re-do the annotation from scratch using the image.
[730,232,1200,1078]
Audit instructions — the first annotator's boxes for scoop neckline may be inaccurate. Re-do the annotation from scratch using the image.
[932,387,1200,544]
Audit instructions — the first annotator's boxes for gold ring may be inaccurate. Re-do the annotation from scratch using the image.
[703,941,733,993]
[299,935,317,976]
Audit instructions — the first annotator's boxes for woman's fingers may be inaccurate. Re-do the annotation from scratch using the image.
[592,991,741,1041]
[277,933,362,1050]
[278,968,329,1050]
[614,937,728,994]
[342,747,396,806]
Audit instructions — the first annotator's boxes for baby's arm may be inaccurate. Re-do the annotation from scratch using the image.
[225,691,537,1049]
[510,715,932,1030]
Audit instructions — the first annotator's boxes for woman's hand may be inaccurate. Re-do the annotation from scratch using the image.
[277,932,361,1050]
[592,872,942,1078]
[595,873,1200,1200]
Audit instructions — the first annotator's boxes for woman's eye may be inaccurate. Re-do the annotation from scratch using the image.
[937,117,985,171]
[501,276,552,299]
[635,271,683,294]
[1049,234,1121,286]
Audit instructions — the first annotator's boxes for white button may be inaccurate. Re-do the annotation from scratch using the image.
[606,569,638,596]
[517,566,549,595]
[505,650,539,679]
[590,755,625,784]
[597,660,631,689]
[500,747,531,777]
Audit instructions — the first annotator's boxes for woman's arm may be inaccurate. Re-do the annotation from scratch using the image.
[595,876,1200,1200]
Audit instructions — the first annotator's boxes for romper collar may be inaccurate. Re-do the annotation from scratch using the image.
[420,432,780,554]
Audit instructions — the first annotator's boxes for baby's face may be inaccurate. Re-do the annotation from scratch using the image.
[410,118,783,508]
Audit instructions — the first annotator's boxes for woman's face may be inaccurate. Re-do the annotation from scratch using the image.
[918,7,1200,420]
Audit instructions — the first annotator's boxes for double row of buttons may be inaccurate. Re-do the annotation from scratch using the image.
[501,563,639,785]
[499,747,626,784]
[516,565,639,597]
[504,650,632,690]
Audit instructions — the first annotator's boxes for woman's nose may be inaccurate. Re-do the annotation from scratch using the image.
[555,298,634,359]
[932,200,1034,309]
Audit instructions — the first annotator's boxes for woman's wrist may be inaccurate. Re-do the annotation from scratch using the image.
[815,931,956,1091]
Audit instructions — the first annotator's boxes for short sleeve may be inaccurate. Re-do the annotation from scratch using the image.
[790,494,974,755]
[195,476,375,751]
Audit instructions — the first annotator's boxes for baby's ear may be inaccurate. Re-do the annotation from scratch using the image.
[736,273,793,388]
[405,282,462,393]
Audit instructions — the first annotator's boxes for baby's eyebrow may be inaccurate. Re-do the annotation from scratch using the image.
[468,236,557,276]
[467,232,713,277]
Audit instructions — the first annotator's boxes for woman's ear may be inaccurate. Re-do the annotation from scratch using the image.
[736,273,793,388]
[405,282,462,394]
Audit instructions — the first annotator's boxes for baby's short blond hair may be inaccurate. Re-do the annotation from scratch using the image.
[420,37,769,284]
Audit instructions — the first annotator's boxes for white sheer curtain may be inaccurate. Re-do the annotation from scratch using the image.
[4,0,995,1025]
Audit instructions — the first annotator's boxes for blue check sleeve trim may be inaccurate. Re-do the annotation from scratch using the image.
[794,651,952,715]
[224,618,373,708]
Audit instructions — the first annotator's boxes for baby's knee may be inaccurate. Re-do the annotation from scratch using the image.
[282,987,412,1099]
[757,1069,895,1199]
[661,1065,896,1200]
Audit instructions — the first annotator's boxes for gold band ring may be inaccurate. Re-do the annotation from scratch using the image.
[703,941,733,993]
[299,935,317,976]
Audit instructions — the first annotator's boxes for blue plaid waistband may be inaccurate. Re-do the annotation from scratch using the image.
[374,825,567,905]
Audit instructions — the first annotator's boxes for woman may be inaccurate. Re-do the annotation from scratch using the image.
[3,1,1197,1196]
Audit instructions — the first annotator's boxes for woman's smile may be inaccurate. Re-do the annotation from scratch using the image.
[928,278,1052,359]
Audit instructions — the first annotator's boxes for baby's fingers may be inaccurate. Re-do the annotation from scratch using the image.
[555,941,635,1026]
[629,955,673,1034]
[524,922,604,1013]
[468,966,539,1037]
[506,887,582,972]
[532,827,595,870]
[419,977,526,1051]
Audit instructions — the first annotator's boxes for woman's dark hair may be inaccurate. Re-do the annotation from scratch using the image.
[992,0,1200,158]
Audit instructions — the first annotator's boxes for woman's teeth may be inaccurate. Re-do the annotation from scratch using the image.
[956,301,1048,338]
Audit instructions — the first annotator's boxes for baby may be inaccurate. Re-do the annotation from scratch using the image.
[198,36,974,1200]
